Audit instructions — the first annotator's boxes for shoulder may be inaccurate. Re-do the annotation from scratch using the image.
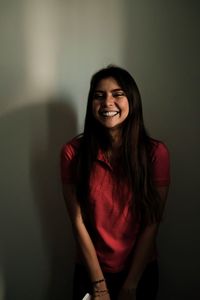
[61,134,83,160]
[150,139,170,186]
[151,139,170,163]
[60,135,83,184]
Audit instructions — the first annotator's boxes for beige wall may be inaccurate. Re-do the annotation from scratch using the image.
[0,1,199,299]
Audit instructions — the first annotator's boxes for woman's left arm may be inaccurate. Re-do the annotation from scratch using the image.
[118,186,169,300]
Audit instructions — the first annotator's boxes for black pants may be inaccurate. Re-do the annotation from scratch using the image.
[72,260,159,300]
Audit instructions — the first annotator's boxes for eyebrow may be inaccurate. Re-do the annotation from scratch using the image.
[94,88,124,93]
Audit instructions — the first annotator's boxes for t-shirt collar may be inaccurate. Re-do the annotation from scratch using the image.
[97,148,112,169]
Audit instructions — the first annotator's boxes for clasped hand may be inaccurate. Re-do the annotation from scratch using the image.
[118,286,136,300]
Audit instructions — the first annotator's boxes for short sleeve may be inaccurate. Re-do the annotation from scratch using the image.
[152,142,170,187]
[60,138,79,184]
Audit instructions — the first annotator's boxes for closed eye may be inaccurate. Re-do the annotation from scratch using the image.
[112,91,126,98]
[93,92,105,100]
[93,90,126,100]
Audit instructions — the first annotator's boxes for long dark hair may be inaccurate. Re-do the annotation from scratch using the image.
[76,65,162,225]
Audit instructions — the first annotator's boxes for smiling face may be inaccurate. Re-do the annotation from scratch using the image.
[92,77,129,137]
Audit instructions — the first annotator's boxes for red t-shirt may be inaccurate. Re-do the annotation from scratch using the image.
[60,137,170,272]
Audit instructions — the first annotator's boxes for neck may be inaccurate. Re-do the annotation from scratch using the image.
[108,129,122,149]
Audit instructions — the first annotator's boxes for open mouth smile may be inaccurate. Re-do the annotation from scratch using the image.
[99,111,120,117]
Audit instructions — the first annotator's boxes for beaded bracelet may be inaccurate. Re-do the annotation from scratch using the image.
[94,289,108,294]
[92,278,105,285]
[93,289,109,297]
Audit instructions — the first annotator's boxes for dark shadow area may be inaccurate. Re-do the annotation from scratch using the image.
[123,2,200,300]
[30,97,77,300]
[0,97,77,300]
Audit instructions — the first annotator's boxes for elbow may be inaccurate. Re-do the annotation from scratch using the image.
[71,215,84,232]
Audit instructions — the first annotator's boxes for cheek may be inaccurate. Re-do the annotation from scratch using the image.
[122,100,129,114]
[126,100,129,112]
[123,103,129,120]
[92,101,99,116]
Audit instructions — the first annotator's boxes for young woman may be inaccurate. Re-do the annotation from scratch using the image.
[60,66,170,300]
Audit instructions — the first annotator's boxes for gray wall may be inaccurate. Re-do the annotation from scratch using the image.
[0,1,199,299]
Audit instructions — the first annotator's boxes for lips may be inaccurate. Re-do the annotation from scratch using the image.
[99,111,119,117]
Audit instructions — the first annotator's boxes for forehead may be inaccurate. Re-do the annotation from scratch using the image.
[95,77,122,91]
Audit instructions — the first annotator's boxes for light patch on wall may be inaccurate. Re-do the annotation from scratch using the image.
[23,0,59,95]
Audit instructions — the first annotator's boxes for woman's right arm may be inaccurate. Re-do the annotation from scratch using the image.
[62,183,110,299]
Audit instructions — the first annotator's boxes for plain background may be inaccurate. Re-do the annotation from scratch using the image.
[0,1,199,299]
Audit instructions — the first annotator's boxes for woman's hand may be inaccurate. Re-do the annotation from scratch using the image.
[118,287,136,300]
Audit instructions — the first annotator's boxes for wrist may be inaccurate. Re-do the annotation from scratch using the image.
[92,278,108,297]
[93,289,109,298]
[92,281,107,291]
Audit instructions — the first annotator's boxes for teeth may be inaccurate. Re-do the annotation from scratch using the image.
[101,111,119,117]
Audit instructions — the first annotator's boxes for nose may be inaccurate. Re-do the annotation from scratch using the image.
[103,93,114,106]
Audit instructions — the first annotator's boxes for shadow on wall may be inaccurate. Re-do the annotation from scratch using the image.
[0,97,77,300]
[123,2,200,300]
